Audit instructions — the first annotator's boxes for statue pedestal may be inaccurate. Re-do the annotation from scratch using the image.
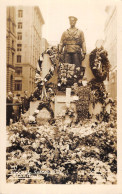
[29,101,40,115]
[29,52,111,121]
[36,108,51,125]
[29,100,54,116]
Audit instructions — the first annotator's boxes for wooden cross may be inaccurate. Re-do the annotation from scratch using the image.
[54,88,79,117]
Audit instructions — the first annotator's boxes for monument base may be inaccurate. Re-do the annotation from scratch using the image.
[29,100,40,116]
[29,88,111,121]
[29,100,54,117]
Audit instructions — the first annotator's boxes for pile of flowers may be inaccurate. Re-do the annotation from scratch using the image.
[6,106,117,184]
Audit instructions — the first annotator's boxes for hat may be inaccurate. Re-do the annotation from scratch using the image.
[68,16,78,21]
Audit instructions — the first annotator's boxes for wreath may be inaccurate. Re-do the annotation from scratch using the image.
[33,46,85,95]
[89,47,110,82]
[35,47,59,87]
[30,47,59,100]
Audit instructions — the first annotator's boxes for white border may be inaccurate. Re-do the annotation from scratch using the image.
[0,0,122,193]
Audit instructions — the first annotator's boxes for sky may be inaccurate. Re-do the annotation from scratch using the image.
[38,0,116,51]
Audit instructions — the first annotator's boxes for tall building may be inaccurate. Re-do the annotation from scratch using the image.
[6,7,16,93]
[15,6,44,97]
[104,5,117,100]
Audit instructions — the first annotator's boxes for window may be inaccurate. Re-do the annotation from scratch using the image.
[17,44,22,51]
[15,67,22,75]
[17,55,21,63]
[18,22,22,29]
[17,32,22,40]
[15,80,22,91]
[18,10,23,17]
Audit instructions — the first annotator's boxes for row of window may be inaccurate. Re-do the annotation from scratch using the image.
[15,80,22,91]
[15,80,35,91]
[18,11,23,50]
[15,47,40,63]
[15,67,35,77]
[16,10,40,64]
[17,9,22,52]
[16,54,40,64]
[12,10,34,91]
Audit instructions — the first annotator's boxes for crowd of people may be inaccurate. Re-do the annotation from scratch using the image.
[6,91,30,126]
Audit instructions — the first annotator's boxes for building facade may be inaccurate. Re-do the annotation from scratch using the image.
[104,6,117,100]
[6,7,16,94]
[15,6,44,97]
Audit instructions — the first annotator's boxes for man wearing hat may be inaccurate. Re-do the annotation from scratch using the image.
[59,16,86,66]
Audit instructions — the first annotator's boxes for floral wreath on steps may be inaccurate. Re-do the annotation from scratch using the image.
[29,47,59,122]
[89,46,111,82]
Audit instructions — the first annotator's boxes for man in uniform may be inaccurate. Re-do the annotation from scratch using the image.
[59,16,86,66]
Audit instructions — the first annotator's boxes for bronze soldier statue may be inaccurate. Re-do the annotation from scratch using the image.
[59,16,86,66]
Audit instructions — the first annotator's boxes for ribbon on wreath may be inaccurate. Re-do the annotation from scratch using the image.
[41,84,47,101]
